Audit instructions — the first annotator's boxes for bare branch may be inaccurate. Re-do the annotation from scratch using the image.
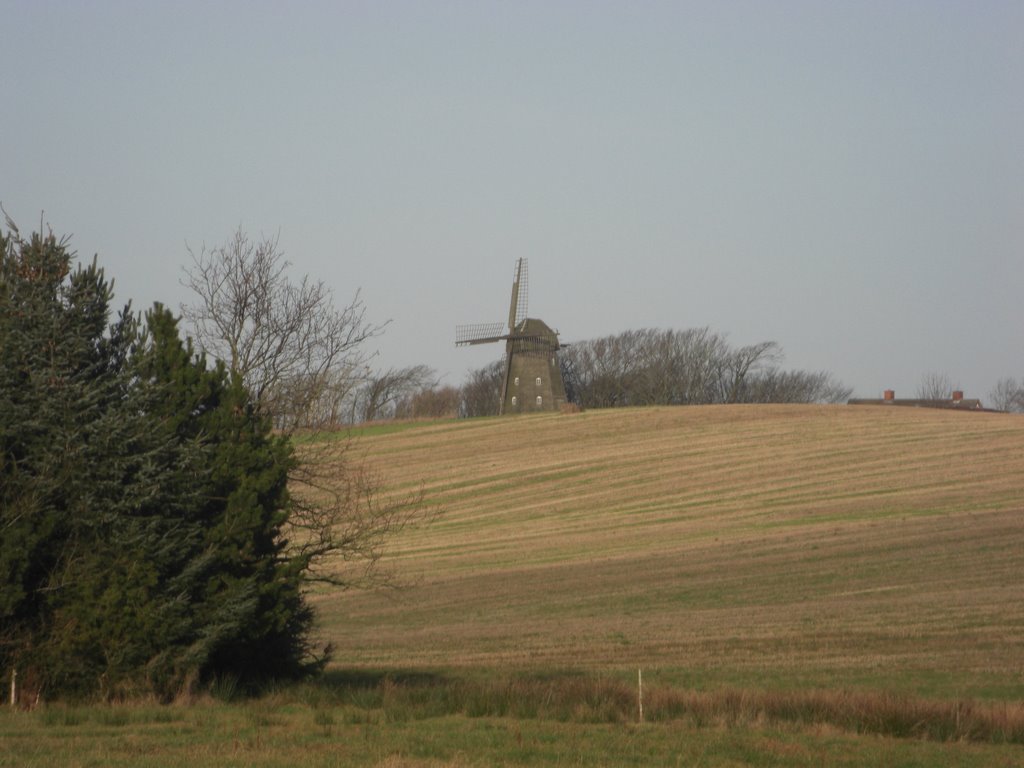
[557,328,848,408]
[287,436,439,590]
[180,227,388,430]
[916,372,958,401]
[989,377,1024,413]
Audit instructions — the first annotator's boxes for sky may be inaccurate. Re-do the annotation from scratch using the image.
[3,1,1022,400]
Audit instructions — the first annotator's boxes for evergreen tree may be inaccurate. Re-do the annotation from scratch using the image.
[1,227,320,700]
[134,306,318,689]
[1,228,199,697]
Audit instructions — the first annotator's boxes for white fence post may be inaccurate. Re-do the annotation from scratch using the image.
[638,668,644,723]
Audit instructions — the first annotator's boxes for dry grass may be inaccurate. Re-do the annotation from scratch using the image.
[9,691,1023,767]
[309,405,1024,700]
[310,670,1024,742]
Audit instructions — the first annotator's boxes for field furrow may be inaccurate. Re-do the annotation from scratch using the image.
[310,405,1024,700]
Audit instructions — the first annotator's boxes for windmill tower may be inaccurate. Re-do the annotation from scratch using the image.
[456,259,567,415]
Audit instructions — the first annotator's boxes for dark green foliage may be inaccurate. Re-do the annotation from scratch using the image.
[0,229,176,697]
[136,306,319,689]
[1,226,319,700]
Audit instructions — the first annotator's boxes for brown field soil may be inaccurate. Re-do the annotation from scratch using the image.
[310,405,1024,700]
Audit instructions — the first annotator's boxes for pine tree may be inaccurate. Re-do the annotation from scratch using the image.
[2,228,320,700]
[1,228,200,697]
[134,306,318,690]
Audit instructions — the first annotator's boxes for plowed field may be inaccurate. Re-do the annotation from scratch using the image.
[312,405,1024,699]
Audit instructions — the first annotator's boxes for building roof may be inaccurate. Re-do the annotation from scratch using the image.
[847,397,989,411]
[847,397,999,415]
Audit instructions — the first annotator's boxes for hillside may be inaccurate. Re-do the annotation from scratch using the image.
[311,405,1024,700]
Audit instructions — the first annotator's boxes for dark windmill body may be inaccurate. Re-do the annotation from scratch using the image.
[457,259,567,415]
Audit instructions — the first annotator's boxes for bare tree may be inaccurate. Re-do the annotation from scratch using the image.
[460,360,504,417]
[287,437,437,590]
[916,372,957,401]
[181,228,386,430]
[559,328,850,409]
[181,228,434,598]
[989,377,1024,413]
[290,364,367,428]
[714,341,783,403]
[395,384,461,420]
[740,369,853,404]
[355,365,437,422]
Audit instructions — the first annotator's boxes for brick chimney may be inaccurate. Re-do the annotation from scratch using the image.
[883,389,895,401]
[952,390,964,402]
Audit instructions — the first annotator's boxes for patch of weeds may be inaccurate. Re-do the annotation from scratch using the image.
[94,707,131,727]
[313,708,334,735]
[344,686,385,710]
[293,681,340,710]
[39,706,85,727]
[245,702,280,728]
[209,674,240,703]
[340,706,382,725]
[146,708,177,724]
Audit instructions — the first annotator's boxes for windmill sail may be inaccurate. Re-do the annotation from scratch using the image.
[510,258,528,330]
[455,322,507,346]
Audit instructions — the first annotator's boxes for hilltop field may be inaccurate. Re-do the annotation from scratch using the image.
[318,404,1024,701]
[5,404,1024,767]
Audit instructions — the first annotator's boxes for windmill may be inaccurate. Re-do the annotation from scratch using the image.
[456,259,567,415]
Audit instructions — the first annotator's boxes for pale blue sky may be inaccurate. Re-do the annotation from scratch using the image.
[3,1,1022,399]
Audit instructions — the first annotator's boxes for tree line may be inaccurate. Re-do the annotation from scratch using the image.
[451,328,852,418]
[559,327,852,409]
[285,329,853,424]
